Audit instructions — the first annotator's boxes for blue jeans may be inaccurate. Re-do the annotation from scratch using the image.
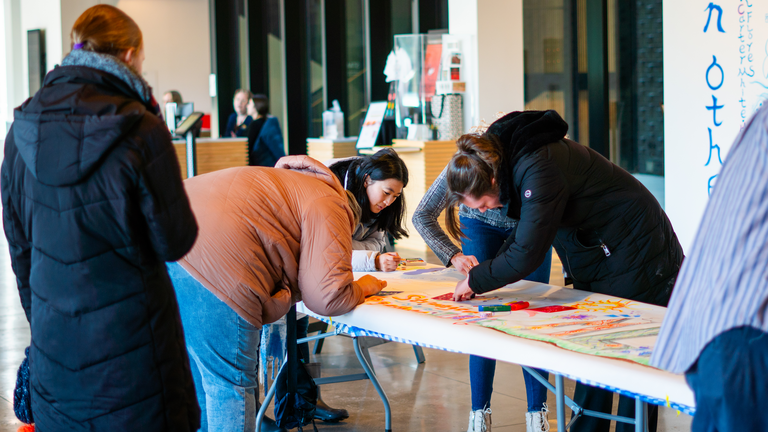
[168,262,262,432]
[686,326,768,432]
[460,216,552,412]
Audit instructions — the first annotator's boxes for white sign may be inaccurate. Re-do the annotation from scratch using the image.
[356,102,388,149]
[209,74,217,98]
[664,0,768,252]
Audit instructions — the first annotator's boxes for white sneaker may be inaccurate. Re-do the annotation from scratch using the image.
[467,407,492,432]
[525,403,550,432]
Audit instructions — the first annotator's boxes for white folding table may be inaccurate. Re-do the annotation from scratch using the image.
[257,268,694,432]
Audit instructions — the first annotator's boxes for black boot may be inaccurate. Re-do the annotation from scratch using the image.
[305,362,350,423]
[314,397,350,423]
[260,415,288,432]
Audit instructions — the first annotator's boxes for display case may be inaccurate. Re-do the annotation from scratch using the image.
[392,34,429,128]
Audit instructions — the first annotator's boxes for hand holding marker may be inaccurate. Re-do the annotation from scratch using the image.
[376,252,402,272]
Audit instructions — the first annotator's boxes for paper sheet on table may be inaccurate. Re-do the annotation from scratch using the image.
[298,267,695,411]
[370,269,662,365]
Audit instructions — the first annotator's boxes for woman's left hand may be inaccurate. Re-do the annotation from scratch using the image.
[453,277,475,301]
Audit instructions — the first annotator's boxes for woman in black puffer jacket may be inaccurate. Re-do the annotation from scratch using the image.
[2,5,199,431]
[445,110,683,432]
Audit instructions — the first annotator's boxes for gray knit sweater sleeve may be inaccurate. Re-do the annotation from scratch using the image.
[412,166,462,266]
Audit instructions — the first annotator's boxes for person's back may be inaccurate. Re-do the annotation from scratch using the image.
[178,159,365,327]
[1,6,199,431]
[248,116,285,167]
[504,137,682,304]
[169,157,383,432]
[247,95,285,167]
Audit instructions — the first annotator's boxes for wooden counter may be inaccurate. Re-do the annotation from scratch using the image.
[306,137,358,161]
[379,139,459,253]
[172,137,248,179]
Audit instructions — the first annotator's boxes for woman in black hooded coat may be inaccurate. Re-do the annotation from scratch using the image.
[2,5,199,431]
[445,110,683,432]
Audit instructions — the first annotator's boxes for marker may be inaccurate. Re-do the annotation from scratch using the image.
[505,301,530,311]
[478,304,512,312]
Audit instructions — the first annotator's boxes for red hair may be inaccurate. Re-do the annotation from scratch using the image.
[70,5,142,56]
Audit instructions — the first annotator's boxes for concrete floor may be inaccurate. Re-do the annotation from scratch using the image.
[0,235,692,431]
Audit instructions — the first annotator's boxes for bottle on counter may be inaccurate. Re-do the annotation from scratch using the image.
[322,100,345,139]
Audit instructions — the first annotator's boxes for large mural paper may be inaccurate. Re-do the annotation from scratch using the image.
[365,269,664,366]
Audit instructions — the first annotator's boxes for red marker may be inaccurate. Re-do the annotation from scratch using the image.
[505,301,530,311]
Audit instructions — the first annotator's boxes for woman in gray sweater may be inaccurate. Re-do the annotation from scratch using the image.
[413,166,552,432]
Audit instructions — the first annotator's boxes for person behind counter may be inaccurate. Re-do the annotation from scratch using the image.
[2,4,200,431]
[167,156,386,432]
[163,89,183,110]
[444,110,683,432]
[247,94,286,167]
[225,88,253,137]
[413,164,552,432]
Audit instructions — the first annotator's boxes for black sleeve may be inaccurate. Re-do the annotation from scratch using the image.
[1,127,32,322]
[468,155,567,294]
[138,120,198,262]
[247,118,267,166]
[224,114,236,137]
[247,120,258,151]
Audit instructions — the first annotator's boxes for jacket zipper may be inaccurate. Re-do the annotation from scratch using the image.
[599,240,611,257]
[555,235,612,283]
[574,229,612,258]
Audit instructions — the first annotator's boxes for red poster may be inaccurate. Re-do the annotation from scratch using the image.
[424,43,443,102]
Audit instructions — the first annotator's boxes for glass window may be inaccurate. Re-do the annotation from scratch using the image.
[345,0,367,137]
[524,0,664,175]
[308,0,325,138]
[522,0,585,142]
[391,0,413,36]
[265,0,287,149]
[615,0,664,175]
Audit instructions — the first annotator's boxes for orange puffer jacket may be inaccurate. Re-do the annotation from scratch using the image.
[178,156,365,328]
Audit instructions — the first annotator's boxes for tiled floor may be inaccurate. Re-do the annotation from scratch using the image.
[0,238,691,431]
[0,233,32,432]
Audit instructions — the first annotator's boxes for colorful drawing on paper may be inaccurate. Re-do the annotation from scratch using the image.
[363,272,663,365]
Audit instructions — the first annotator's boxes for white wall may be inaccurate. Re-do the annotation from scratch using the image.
[59,0,115,57]
[2,0,22,131]
[116,0,212,114]
[4,0,212,119]
[1,0,7,131]
[449,0,524,127]
[663,1,768,252]
[19,0,62,102]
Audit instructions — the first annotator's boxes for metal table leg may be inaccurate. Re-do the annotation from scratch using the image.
[412,345,426,364]
[255,360,288,432]
[353,336,392,432]
[556,374,566,432]
[635,397,646,432]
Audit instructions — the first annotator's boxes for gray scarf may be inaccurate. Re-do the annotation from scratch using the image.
[61,49,152,104]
